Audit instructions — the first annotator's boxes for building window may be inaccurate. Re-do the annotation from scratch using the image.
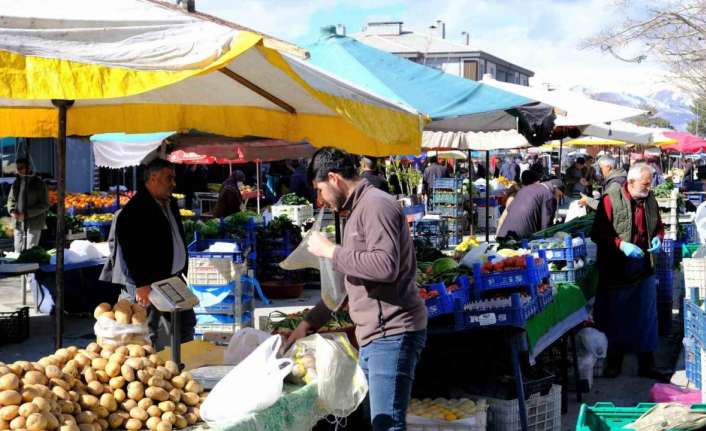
[463,60,478,81]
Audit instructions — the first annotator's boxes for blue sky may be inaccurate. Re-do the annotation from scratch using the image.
[198,0,668,95]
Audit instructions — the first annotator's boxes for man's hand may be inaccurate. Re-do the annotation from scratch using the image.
[307,231,336,259]
[619,241,645,258]
[11,211,24,221]
[282,320,312,354]
[578,193,588,207]
[136,286,152,306]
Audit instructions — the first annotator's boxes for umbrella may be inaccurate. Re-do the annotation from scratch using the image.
[0,0,423,348]
[426,150,467,160]
[306,28,538,132]
[482,76,646,126]
[562,137,627,147]
[660,131,706,153]
[422,130,529,151]
[91,132,173,168]
[581,121,676,146]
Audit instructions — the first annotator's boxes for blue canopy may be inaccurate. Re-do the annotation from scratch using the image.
[306,28,535,132]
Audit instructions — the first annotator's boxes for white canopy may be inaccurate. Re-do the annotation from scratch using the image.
[422,130,529,151]
[481,75,646,127]
[581,121,676,146]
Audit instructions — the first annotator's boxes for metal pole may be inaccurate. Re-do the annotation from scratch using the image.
[468,150,474,236]
[485,151,490,243]
[170,311,182,369]
[256,160,261,215]
[558,139,563,177]
[52,99,74,350]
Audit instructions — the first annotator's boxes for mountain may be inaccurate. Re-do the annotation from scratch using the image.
[570,86,695,131]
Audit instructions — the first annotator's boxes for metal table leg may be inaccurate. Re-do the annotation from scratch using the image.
[571,332,583,404]
[21,274,26,306]
[510,334,529,431]
[561,335,569,414]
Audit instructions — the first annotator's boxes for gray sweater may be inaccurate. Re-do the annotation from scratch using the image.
[306,180,427,347]
[497,181,557,239]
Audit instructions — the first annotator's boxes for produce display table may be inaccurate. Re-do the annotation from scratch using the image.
[253,290,321,330]
[204,384,328,431]
[37,258,122,314]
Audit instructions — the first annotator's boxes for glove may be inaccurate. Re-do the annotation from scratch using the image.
[619,241,645,258]
[647,237,662,253]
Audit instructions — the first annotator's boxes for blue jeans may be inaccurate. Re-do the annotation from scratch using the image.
[359,330,426,431]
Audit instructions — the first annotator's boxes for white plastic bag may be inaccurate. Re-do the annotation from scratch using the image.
[200,335,293,423]
[287,333,368,418]
[93,315,150,348]
[565,200,587,223]
[696,201,706,245]
[575,327,608,389]
[69,240,103,260]
[280,209,347,309]
[223,328,272,366]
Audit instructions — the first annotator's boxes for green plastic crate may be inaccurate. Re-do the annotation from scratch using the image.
[683,243,701,259]
[577,403,706,431]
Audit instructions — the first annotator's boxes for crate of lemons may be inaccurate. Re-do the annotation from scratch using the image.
[0,300,207,431]
[407,398,487,428]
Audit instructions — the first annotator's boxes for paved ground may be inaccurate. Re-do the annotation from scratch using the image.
[0,275,688,431]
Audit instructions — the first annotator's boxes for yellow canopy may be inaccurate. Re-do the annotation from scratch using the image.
[0,0,423,156]
[564,137,627,147]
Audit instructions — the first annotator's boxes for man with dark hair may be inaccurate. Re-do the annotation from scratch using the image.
[116,158,195,346]
[566,157,588,196]
[422,155,448,196]
[496,179,564,240]
[291,147,426,430]
[361,156,390,193]
[6,158,49,252]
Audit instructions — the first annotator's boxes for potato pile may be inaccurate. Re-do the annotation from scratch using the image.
[0,342,206,430]
[94,300,147,326]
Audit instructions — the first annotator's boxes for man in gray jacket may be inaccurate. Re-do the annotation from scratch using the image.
[6,158,49,252]
[287,147,426,431]
[578,155,627,210]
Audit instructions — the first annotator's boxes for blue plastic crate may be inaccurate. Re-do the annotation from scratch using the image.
[453,293,540,329]
[538,288,554,311]
[432,192,463,205]
[473,253,549,293]
[447,234,463,247]
[433,177,465,190]
[687,192,706,204]
[431,205,464,217]
[685,336,702,389]
[524,235,587,262]
[449,275,472,305]
[188,238,244,263]
[422,282,454,319]
[413,219,448,236]
[685,296,706,346]
[402,204,426,217]
[549,266,588,284]
[472,197,498,207]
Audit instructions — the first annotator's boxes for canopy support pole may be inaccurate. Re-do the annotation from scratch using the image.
[219,68,297,114]
[52,99,74,350]
[558,139,563,177]
[256,160,261,215]
[485,151,490,242]
[468,150,474,236]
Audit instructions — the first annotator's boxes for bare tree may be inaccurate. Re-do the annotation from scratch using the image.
[582,1,706,98]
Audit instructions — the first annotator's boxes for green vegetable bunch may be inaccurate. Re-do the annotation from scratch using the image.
[281,193,310,205]
[17,246,51,264]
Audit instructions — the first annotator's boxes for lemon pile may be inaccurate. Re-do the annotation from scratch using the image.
[179,209,195,217]
[408,398,484,421]
[82,214,114,223]
[455,236,480,253]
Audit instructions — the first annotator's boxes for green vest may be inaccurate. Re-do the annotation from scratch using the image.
[606,186,660,253]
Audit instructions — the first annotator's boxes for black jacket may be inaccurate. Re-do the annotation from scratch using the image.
[116,190,188,287]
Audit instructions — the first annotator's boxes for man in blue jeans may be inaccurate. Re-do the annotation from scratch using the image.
[286,147,427,430]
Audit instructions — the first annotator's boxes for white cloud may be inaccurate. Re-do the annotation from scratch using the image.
[197,0,675,96]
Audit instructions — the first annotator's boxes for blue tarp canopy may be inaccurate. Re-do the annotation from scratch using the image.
[306,29,536,133]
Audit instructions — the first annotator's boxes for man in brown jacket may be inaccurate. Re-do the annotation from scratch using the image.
[286,147,427,431]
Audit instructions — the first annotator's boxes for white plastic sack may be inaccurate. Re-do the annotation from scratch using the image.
[565,200,587,223]
[223,328,272,366]
[49,249,83,265]
[287,333,368,418]
[696,201,706,244]
[279,209,325,271]
[93,315,150,348]
[460,243,491,269]
[577,327,608,359]
[200,335,293,424]
[69,240,103,260]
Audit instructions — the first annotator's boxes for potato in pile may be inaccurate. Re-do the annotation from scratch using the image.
[93,300,146,326]
[0,336,206,430]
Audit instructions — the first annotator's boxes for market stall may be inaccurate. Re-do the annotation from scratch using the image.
[0,0,424,350]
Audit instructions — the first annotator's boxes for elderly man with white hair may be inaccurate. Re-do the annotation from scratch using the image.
[591,162,668,381]
[578,155,627,210]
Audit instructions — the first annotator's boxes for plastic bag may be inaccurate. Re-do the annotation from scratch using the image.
[575,327,608,389]
[200,335,293,423]
[460,243,491,269]
[93,315,150,348]
[69,240,104,260]
[279,209,325,271]
[280,209,347,309]
[286,333,368,418]
[223,328,272,366]
[565,200,587,223]
[649,383,701,404]
[696,201,706,245]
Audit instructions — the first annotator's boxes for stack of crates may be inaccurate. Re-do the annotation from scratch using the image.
[684,288,705,389]
[431,178,465,246]
[413,218,448,249]
[474,197,500,232]
[656,190,679,240]
[187,238,255,342]
[655,239,676,336]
